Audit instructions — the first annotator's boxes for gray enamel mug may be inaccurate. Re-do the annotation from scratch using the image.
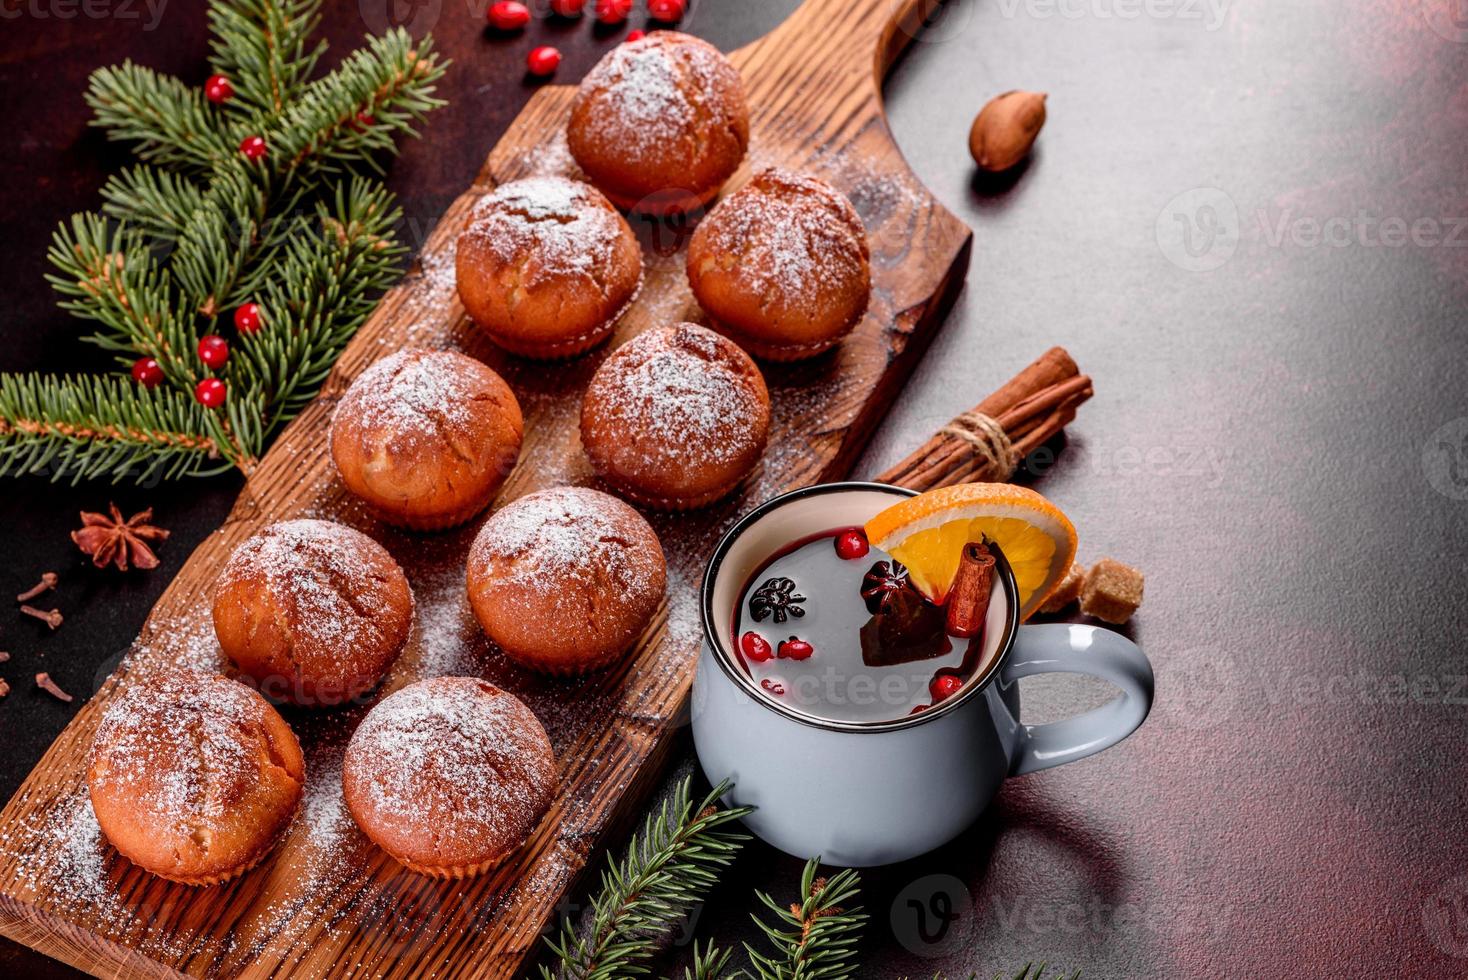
[691,482,1155,867]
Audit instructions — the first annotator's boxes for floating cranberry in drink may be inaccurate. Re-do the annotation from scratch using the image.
[732,526,1005,723]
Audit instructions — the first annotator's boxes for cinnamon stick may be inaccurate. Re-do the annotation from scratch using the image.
[945,542,995,638]
[876,347,1092,490]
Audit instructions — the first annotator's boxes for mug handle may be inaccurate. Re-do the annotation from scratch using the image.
[1002,623,1155,776]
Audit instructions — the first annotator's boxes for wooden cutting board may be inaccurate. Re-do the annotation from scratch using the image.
[0,1,972,975]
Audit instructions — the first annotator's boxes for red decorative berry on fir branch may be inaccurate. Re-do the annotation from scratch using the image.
[131,357,164,389]
[197,334,229,369]
[239,135,267,160]
[649,0,685,21]
[487,0,530,30]
[527,46,562,76]
[625,29,646,42]
[352,111,375,131]
[595,0,632,23]
[549,0,585,16]
[929,674,962,702]
[194,377,227,408]
[204,74,234,104]
[233,302,262,333]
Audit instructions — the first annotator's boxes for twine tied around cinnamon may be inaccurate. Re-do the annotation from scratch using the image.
[941,411,1019,480]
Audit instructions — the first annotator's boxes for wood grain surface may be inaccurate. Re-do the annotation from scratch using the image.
[0,1,973,975]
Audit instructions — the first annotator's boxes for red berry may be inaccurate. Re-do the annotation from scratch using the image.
[777,637,814,661]
[760,678,785,696]
[204,74,234,104]
[353,111,376,131]
[527,46,562,76]
[549,0,585,15]
[197,334,229,369]
[625,28,646,42]
[910,703,930,715]
[739,631,773,663]
[833,529,869,561]
[194,377,227,408]
[487,0,530,29]
[595,0,632,23]
[648,0,684,21]
[929,674,963,702]
[239,135,267,160]
[233,302,262,333]
[130,357,164,388]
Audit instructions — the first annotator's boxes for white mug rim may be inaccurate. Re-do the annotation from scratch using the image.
[698,481,1020,734]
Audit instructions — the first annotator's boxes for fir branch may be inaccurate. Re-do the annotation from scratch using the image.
[541,778,753,980]
[0,373,229,483]
[744,859,866,980]
[99,166,208,242]
[208,0,325,118]
[43,214,198,380]
[231,178,404,431]
[271,29,447,177]
[86,62,234,171]
[678,940,735,980]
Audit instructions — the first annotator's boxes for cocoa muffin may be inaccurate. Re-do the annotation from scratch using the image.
[567,31,749,215]
[342,677,556,878]
[687,168,871,361]
[580,322,770,509]
[329,349,523,530]
[88,673,305,886]
[212,519,414,708]
[467,486,667,674]
[456,176,643,359]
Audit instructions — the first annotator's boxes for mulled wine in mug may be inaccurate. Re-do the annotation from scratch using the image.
[691,482,1155,867]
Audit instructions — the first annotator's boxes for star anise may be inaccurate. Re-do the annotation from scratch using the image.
[71,504,170,571]
[749,577,806,624]
[861,560,911,615]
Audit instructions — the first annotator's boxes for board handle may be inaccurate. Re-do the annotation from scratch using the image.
[739,0,958,86]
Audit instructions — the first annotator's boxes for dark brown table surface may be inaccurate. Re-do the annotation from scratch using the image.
[3,0,1467,976]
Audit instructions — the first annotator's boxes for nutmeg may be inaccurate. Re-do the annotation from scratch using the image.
[968,90,1047,172]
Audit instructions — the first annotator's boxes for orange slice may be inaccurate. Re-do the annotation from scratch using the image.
[864,483,1077,620]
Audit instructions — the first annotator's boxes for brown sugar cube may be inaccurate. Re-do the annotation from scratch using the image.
[1080,558,1144,624]
[1039,562,1085,614]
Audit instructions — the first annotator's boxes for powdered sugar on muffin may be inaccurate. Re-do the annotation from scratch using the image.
[463,177,624,288]
[342,677,555,877]
[467,487,667,673]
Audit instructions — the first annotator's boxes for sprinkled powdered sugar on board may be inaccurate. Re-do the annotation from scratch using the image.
[589,325,766,469]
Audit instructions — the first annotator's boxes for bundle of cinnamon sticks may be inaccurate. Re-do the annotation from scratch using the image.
[876,347,1092,489]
